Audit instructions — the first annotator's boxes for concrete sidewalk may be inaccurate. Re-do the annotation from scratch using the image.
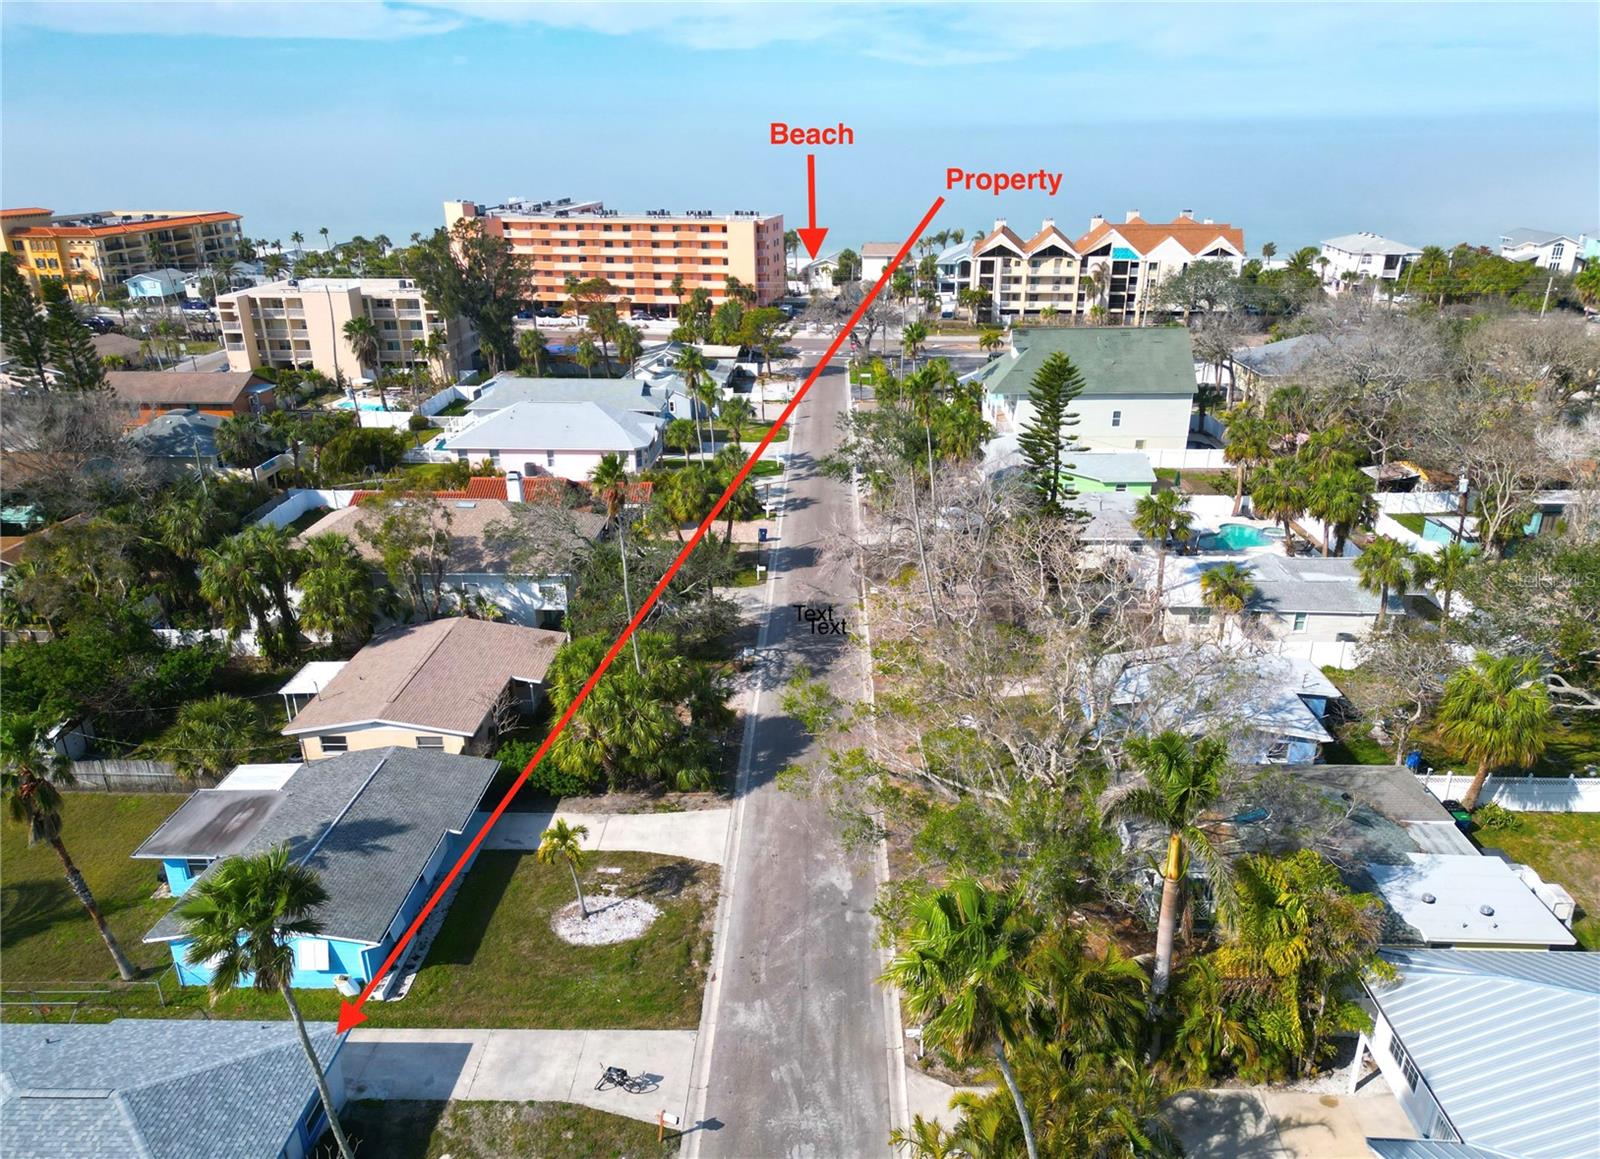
[343,1027,696,1125]
[475,808,731,864]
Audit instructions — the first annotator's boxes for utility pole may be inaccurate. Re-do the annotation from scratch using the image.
[1539,274,1554,319]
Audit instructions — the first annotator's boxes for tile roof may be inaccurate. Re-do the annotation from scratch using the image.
[1368,949,1600,1159]
[281,617,566,737]
[0,207,52,218]
[107,370,264,407]
[443,400,665,454]
[1073,214,1245,257]
[144,747,500,945]
[976,327,1198,401]
[1,1018,339,1159]
[7,211,241,238]
[297,495,602,573]
[971,224,1030,255]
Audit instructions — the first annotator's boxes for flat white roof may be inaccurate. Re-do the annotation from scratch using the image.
[1368,853,1575,947]
[215,763,300,792]
[278,660,349,697]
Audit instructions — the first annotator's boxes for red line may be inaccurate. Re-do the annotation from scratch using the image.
[806,153,818,230]
[353,195,946,1014]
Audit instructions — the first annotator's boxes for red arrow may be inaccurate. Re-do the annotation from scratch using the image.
[335,194,944,1037]
[797,153,829,259]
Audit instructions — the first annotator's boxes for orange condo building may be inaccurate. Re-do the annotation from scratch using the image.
[443,197,786,312]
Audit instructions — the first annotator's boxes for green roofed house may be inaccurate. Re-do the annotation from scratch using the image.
[1061,451,1157,494]
[972,327,1197,452]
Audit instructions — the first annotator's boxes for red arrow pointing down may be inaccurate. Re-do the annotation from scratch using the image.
[797,152,829,259]
[336,194,944,1036]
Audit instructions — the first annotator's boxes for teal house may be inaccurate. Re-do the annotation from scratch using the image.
[134,747,498,992]
[1062,451,1157,494]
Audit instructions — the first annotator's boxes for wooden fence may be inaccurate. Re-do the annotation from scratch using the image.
[65,760,195,793]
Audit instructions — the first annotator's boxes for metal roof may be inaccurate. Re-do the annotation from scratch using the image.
[975,327,1197,402]
[131,790,283,860]
[142,747,499,946]
[1,1018,338,1159]
[1367,1141,1520,1159]
[1366,854,1576,948]
[1322,232,1422,256]
[1165,553,1398,618]
[1063,452,1157,485]
[466,375,668,414]
[443,400,665,454]
[1369,949,1600,1159]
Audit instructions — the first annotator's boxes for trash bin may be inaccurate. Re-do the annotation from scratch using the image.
[758,527,768,543]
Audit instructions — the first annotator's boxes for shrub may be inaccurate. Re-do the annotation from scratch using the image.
[1472,802,1520,832]
[495,736,601,798]
[407,412,434,433]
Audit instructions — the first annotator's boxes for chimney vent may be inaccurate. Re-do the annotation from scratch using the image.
[1203,218,1214,225]
[1125,209,1141,223]
[994,218,1007,230]
[1089,214,1105,231]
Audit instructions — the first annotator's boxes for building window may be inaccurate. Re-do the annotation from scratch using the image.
[1192,608,1212,624]
[1111,410,1122,428]
[546,450,556,467]
[1389,1034,1420,1091]
[1134,439,1146,449]
[321,735,348,754]
[184,858,212,878]
[1292,612,1308,632]
[1114,483,1128,492]
[293,938,331,972]
[416,735,445,750]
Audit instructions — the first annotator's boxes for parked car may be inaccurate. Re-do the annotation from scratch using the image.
[515,309,533,320]
[535,307,561,318]
[179,299,212,312]
[83,315,117,334]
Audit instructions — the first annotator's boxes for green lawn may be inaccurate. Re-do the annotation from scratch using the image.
[1478,812,1600,949]
[749,458,784,478]
[1,794,186,983]
[1412,713,1600,779]
[325,1099,679,1159]
[1390,512,1427,535]
[4,825,716,1030]
[1154,467,1234,496]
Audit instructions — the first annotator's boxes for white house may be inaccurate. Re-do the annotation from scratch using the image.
[1318,233,1422,295]
[466,372,681,421]
[858,241,900,286]
[1357,949,1599,1159]
[442,400,666,480]
[974,327,1197,452]
[934,239,973,311]
[1162,553,1401,646]
[797,252,841,294]
[1498,227,1590,274]
[1365,853,1576,950]
[1097,645,1341,765]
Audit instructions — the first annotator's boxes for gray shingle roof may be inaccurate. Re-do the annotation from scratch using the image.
[975,328,1197,403]
[443,400,665,454]
[123,410,222,461]
[1368,949,1600,1159]
[466,375,670,414]
[1231,334,1334,379]
[1,1019,338,1159]
[106,370,263,408]
[1063,452,1156,485]
[1166,553,1396,617]
[144,746,499,945]
[1499,228,1578,249]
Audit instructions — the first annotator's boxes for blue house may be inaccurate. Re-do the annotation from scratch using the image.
[2,1018,344,1159]
[134,747,499,991]
[124,267,187,300]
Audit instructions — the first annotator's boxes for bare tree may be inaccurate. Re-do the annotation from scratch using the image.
[1460,314,1600,410]
[1348,628,1457,763]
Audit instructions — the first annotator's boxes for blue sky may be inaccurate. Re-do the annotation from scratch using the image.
[3,2,1596,254]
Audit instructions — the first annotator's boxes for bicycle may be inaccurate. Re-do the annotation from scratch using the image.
[594,1065,658,1094]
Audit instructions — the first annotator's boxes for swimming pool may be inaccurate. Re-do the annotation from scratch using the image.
[1196,523,1280,551]
[333,398,393,413]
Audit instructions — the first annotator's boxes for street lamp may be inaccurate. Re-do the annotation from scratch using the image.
[1454,469,1470,544]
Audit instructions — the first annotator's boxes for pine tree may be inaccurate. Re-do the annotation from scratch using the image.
[1,254,52,390]
[43,284,107,392]
[1015,351,1084,517]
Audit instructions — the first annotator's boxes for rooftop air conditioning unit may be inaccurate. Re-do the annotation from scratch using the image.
[1534,881,1576,926]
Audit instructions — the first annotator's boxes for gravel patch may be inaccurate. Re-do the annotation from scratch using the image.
[552,897,661,945]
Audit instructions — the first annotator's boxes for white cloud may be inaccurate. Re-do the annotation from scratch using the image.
[2,0,460,40]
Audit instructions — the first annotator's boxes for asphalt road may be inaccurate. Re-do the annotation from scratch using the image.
[688,344,897,1158]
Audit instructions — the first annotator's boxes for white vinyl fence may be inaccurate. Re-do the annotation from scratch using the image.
[1416,771,1600,812]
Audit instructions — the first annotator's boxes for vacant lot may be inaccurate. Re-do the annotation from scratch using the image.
[1479,811,1600,950]
[325,1099,679,1159]
[2,793,183,984]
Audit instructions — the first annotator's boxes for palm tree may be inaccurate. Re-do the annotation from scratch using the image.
[289,230,304,252]
[318,226,332,252]
[153,695,274,782]
[517,327,549,375]
[574,336,600,378]
[901,319,928,372]
[1132,490,1194,609]
[1200,562,1256,641]
[669,274,687,318]
[180,847,354,1159]
[199,526,301,663]
[1249,457,1307,552]
[1428,540,1475,625]
[2,718,137,980]
[341,316,379,384]
[297,532,375,649]
[720,395,755,450]
[977,327,1005,357]
[1260,241,1277,266]
[881,879,1043,1159]
[1305,466,1373,556]
[664,417,698,462]
[1437,653,1552,810]
[674,346,711,458]
[889,1115,963,1158]
[1353,535,1416,629]
[1222,413,1273,515]
[614,322,644,370]
[1108,732,1231,1001]
[537,819,591,918]
[591,453,642,674]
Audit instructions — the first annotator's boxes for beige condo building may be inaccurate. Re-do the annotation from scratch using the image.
[2,206,243,300]
[444,196,786,310]
[218,277,478,383]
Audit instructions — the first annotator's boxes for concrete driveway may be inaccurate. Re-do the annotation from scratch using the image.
[476,808,731,865]
[1169,1087,1417,1158]
[343,1027,696,1126]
